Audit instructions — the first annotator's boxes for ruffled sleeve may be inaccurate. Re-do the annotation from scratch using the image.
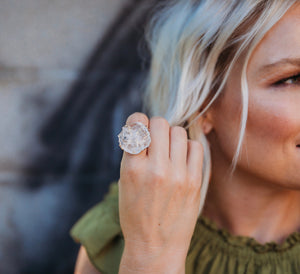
[70,181,123,274]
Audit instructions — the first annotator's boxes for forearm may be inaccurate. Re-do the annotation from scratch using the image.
[74,246,101,274]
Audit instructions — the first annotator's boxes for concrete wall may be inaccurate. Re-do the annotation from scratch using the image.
[0,1,128,273]
[0,0,128,177]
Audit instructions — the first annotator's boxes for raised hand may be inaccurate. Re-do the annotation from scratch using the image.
[118,112,204,274]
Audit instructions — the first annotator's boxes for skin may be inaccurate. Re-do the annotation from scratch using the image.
[202,2,300,244]
[118,116,203,274]
[75,2,300,273]
[74,246,100,274]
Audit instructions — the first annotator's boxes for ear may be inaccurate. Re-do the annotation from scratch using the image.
[188,109,214,135]
[200,111,214,135]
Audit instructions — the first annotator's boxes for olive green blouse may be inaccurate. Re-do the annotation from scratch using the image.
[70,182,300,273]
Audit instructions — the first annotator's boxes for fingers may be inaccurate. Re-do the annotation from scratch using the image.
[170,127,188,172]
[126,112,149,128]
[147,117,170,163]
[121,114,203,189]
[187,140,204,188]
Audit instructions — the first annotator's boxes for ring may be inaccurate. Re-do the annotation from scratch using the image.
[118,121,151,155]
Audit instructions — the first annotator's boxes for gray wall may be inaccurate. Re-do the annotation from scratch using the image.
[0,1,128,273]
[0,0,128,175]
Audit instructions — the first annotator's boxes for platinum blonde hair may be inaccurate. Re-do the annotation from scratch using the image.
[142,0,297,215]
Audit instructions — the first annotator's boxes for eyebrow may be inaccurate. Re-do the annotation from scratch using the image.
[258,58,300,76]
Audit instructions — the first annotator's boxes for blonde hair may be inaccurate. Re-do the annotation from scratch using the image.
[142,0,297,215]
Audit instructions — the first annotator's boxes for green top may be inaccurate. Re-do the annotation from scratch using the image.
[70,182,300,273]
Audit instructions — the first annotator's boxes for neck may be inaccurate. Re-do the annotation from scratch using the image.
[202,147,300,244]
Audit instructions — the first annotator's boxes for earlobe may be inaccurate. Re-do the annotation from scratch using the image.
[188,110,214,136]
[202,118,214,135]
[197,109,214,135]
[200,113,214,135]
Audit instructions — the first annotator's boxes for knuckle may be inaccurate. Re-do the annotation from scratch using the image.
[188,141,204,162]
[122,159,142,176]
[126,112,149,126]
[188,174,201,189]
[189,140,203,151]
[171,126,187,139]
[187,171,202,193]
[124,164,139,177]
[150,116,170,128]
[149,167,168,183]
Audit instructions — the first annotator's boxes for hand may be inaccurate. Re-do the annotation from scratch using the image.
[118,112,204,273]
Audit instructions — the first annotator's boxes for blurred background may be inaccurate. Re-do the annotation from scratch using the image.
[0,0,157,273]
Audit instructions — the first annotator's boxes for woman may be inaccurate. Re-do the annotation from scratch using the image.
[71,0,300,273]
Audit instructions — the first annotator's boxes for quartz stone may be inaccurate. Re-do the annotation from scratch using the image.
[118,122,151,154]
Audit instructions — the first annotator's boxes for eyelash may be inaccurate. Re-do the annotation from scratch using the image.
[273,73,300,87]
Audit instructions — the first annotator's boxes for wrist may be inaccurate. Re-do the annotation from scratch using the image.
[119,244,186,274]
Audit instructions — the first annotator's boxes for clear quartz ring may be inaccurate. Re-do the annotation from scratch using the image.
[118,121,151,155]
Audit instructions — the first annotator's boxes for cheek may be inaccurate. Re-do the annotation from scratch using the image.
[247,96,297,144]
[240,94,300,182]
[212,91,298,167]
[210,94,243,160]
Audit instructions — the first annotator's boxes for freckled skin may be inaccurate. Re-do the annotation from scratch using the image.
[209,3,300,189]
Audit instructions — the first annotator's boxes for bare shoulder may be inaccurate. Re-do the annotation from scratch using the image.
[74,245,101,274]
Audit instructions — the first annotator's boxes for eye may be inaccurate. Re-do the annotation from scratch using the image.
[273,73,300,87]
